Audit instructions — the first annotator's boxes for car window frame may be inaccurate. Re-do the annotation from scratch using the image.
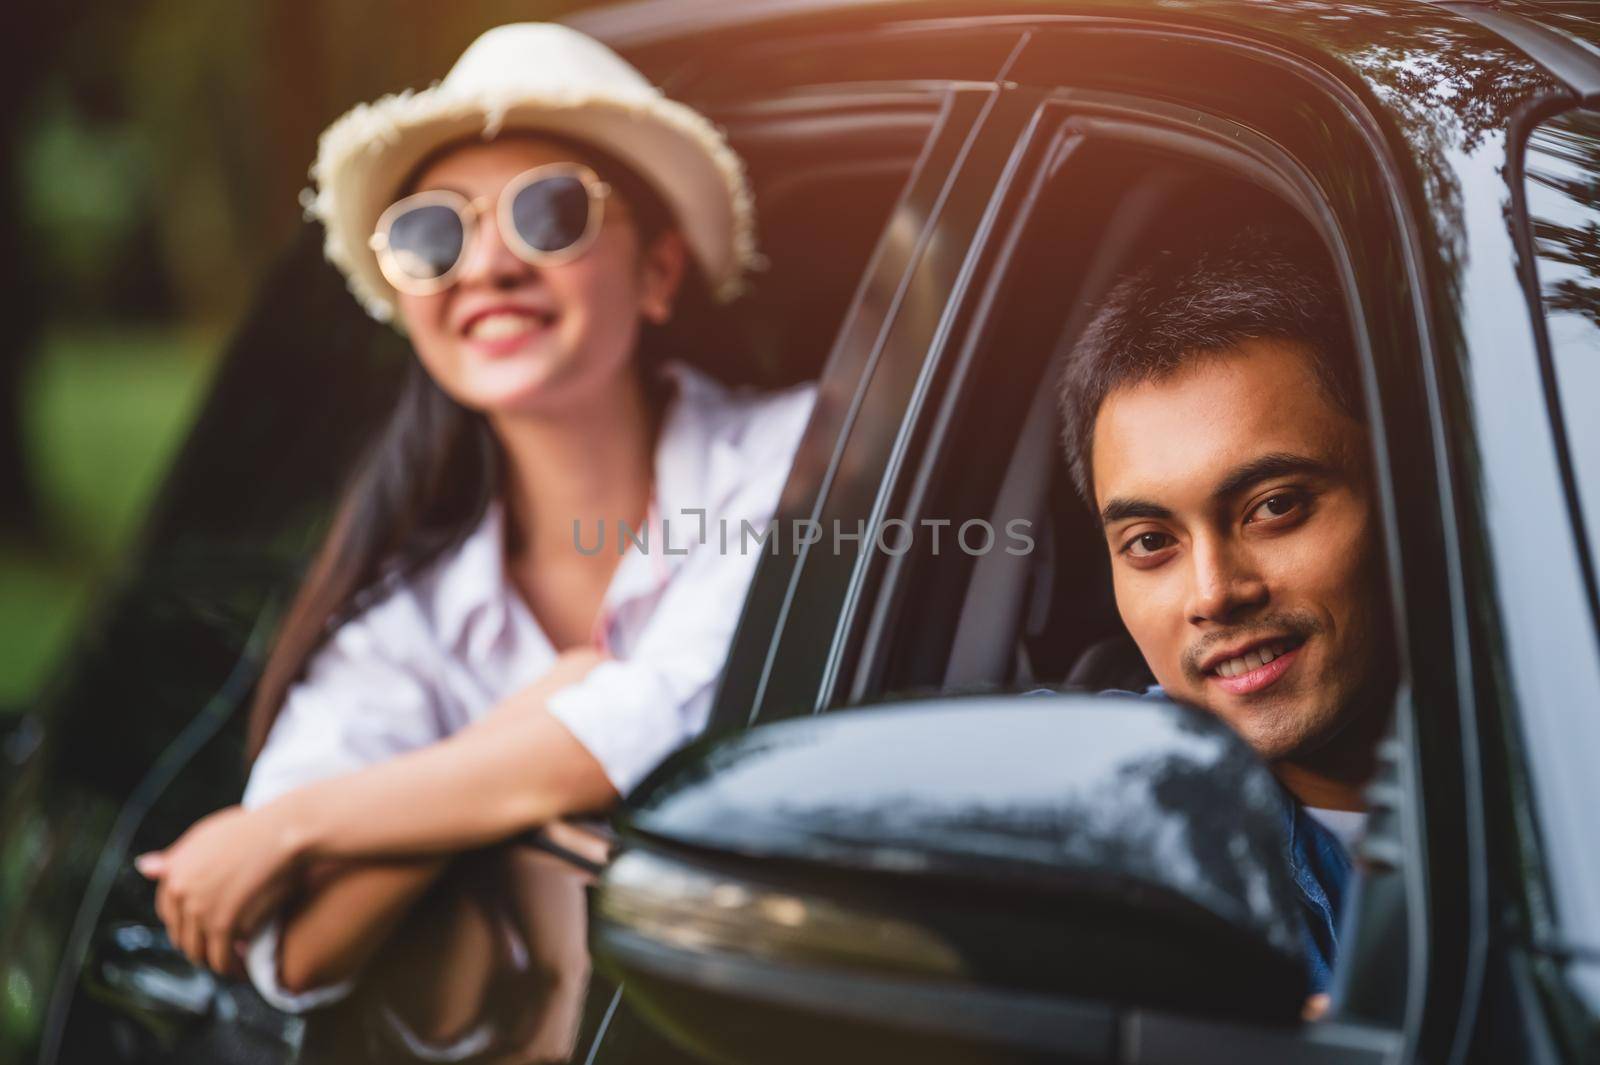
[1508,101,1600,636]
[702,83,1038,733]
[842,90,1418,1062]
[1499,95,1600,1026]
[760,35,1484,1055]
[583,78,1013,1065]
[962,27,1506,1060]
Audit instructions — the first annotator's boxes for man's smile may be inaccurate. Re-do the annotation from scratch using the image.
[1197,633,1309,696]
[1208,642,1303,696]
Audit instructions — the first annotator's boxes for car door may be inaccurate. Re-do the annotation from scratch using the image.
[15,231,410,1065]
[659,13,1535,1063]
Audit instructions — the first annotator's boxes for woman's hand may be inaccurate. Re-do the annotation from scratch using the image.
[479,647,607,731]
[134,644,615,984]
[136,804,306,975]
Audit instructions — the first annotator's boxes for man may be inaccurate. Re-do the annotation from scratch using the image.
[1054,227,1395,997]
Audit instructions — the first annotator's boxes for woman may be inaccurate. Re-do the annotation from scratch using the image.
[136,21,814,1055]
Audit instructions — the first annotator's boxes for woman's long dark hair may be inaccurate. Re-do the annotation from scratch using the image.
[244,136,701,763]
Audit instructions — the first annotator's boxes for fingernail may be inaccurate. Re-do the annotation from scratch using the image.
[134,853,162,876]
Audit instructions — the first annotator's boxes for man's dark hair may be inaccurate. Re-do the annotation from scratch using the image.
[1056,226,1363,506]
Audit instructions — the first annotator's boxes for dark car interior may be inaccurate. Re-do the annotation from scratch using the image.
[664,87,946,392]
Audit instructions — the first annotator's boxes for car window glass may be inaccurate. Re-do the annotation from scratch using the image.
[1499,107,1600,985]
[1521,107,1600,579]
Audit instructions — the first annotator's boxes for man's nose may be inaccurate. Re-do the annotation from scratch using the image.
[456,203,530,288]
[1185,535,1268,625]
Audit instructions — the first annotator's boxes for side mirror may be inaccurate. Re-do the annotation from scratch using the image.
[592,694,1309,1064]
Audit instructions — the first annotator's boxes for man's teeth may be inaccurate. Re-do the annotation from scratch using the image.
[468,311,545,340]
[1215,643,1290,678]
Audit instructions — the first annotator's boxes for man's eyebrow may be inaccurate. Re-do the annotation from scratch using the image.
[1211,452,1338,501]
[1099,498,1174,527]
[1098,452,1339,527]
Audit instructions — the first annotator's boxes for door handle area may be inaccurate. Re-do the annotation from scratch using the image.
[85,922,216,1038]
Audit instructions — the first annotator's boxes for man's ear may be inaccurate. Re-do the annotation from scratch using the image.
[638,230,689,325]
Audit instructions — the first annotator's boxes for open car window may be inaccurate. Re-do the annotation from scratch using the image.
[860,142,1356,700]
[826,87,1427,1060]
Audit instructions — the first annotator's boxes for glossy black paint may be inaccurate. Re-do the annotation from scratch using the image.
[1495,100,1600,1061]
[4,2,1598,1063]
[5,240,401,1065]
[595,699,1424,1064]
[618,695,1307,1005]
[634,696,1299,940]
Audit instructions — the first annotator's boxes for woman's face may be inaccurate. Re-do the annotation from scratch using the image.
[393,136,685,417]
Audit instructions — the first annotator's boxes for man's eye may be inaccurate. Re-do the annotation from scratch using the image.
[1247,493,1302,523]
[1126,532,1175,556]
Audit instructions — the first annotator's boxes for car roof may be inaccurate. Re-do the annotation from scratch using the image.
[566,0,1585,108]
[567,0,1542,57]
[568,0,1455,40]
[1501,0,1600,52]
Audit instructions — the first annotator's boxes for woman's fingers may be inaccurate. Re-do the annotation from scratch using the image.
[206,918,235,974]
[175,895,205,968]
[154,877,182,950]
[151,844,199,965]
[233,881,281,945]
[154,857,223,970]
[203,883,242,973]
[137,805,302,974]
[483,650,608,732]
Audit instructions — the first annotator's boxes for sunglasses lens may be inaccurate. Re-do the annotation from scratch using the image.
[510,175,593,254]
[384,203,465,282]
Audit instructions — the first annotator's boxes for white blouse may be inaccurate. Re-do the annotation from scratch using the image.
[239,360,816,1013]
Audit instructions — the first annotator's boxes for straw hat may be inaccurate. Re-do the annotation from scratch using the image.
[305,22,756,322]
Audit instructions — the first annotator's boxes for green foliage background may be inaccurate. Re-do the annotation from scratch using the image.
[1,1,598,712]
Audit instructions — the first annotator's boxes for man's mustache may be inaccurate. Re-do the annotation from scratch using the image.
[1180,611,1323,683]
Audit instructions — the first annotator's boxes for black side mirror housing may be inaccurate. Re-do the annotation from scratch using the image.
[592,693,1310,1064]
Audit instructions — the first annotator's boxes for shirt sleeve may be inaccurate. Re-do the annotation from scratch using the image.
[546,384,816,795]
[240,602,446,1012]
[242,607,445,809]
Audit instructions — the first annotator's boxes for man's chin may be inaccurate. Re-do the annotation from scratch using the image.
[1185,687,1315,763]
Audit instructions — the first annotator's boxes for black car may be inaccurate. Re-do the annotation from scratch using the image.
[3,1,1598,1063]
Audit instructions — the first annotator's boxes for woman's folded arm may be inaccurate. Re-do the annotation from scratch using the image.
[242,648,609,999]
[274,696,617,864]
[271,857,447,997]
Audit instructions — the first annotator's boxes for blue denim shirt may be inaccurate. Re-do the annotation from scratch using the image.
[1285,795,1352,993]
[1029,684,1352,991]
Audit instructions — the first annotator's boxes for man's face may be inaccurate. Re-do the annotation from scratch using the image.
[1091,337,1387,764]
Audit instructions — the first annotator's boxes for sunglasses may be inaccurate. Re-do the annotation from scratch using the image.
[369,162,613,295]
